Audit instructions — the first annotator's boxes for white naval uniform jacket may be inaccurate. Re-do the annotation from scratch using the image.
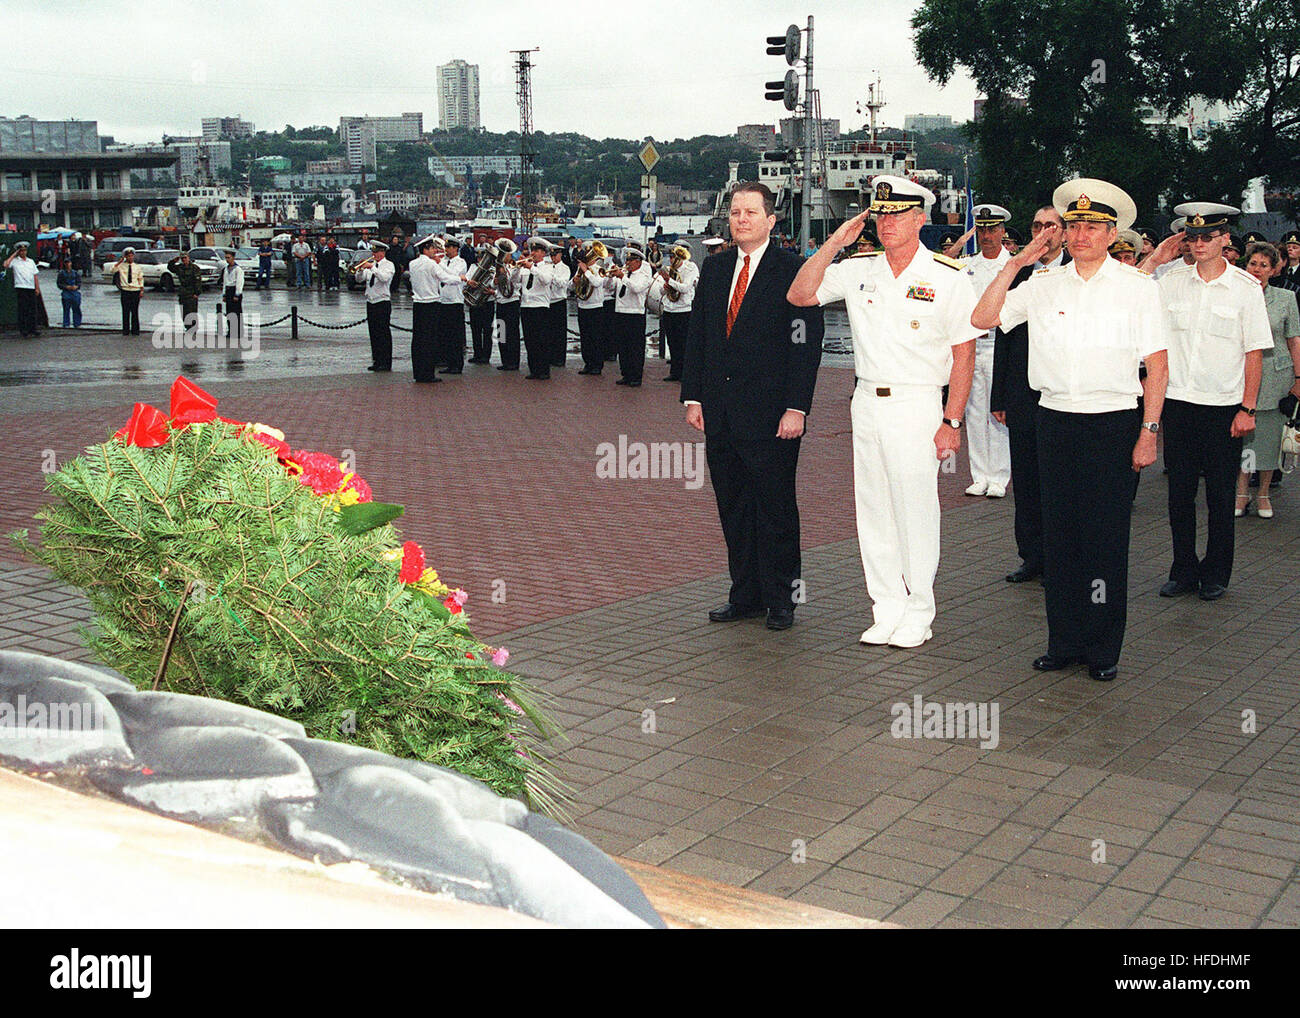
[614,263,652,314]
[961,247,1011,352]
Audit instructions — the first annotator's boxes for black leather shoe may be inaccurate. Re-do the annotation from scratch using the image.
[497,365,518,371]
[1006,564,1042,583]
[1032,654,1080,672]
[663,375,682,382]
[1198,583,1227,601]
[440,368,463,375]
[708,603,765,622]
[525,373,550,380]
[615,378,630,385]
[414,377,442,383]
[766,608,794,631]
[1159,579,1197,597]
[1089,664,1118,682]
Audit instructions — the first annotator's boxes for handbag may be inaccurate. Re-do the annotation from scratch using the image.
[1280,396,1300,475]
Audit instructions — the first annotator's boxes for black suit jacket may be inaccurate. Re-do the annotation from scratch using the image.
[990,253,1070,415]
[681,244,823,440]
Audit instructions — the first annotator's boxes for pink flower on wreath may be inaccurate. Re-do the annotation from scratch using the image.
[491,647,510,667]
[398,542,425,584]
[450,588,468,608]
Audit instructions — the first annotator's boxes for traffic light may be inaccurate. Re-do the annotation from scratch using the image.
[766,25,800,65]
[764,25,801,111]
[765,70,800,111]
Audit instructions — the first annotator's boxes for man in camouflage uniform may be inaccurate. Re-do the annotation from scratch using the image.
[169,250,205,345]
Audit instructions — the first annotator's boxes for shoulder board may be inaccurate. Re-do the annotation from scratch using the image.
[848,250,882,258]
[1116,261,1152,278]
[1228,264,1258,284]
[932,252,964,270]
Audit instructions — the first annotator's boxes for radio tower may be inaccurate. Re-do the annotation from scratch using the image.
[513,48,540,237]
[856,73,886,144]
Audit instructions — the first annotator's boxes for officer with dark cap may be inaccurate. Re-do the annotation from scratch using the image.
[1280,229,1300,290]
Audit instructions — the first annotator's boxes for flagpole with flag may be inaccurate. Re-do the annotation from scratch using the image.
[963,156,976,257]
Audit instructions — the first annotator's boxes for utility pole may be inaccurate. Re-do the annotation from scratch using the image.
[512,48,539,238]
[800,15,814,252]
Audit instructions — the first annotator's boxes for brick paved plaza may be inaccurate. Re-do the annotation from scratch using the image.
[3,325,1298,928]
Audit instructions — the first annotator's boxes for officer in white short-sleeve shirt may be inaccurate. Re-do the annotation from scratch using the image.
[972,178,1169,682]
[1146,201,1271,602]
[789,175,979,649]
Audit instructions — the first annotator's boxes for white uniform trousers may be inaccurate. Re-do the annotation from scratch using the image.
[851,382,944,633]
[966,341,1011,488]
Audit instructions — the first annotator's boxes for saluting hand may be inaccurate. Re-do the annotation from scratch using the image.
[1143,231,1186,271]
[825,210,871,253]
[1010,225,1057,270]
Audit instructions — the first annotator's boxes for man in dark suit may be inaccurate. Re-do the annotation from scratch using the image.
[991,205,1068,583]
[682,182,824,631]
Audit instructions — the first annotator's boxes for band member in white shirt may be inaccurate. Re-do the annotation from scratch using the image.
[356,241,395,371]
[431,237,468,374]
[574,244,613,375]
[517,238,554,379]
[610,245,652,386]
[1146,202,1272,602]
[972,178,1169,682]
[961,204,1014,497]
[466,242,496,365]
[658,243,699,382]
[494,246,522,371]
[407,235,443,383]
[547,242,572,367]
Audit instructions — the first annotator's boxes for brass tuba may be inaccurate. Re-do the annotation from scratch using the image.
[664,243,691,302]
[464,237,517,307]
[573,240,609,300]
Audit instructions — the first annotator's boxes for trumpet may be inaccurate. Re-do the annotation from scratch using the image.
[352,256,375,275]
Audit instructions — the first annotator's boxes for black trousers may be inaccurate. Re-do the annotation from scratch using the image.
[577,306,604,371]
[223,289,243,342]
[411,302,438,381]
[706,414,803,610]
[15,289,38,335]
[520,306,550,378]
[1038,407,1139,668]
[549,300,568,366]
[602,300,617,360]
[661,310,691,380]
[496,301,521,368]
[1163,399,1241,588]
[436,303,465,371]
[120,291,141,334]
[179,296,199,345]
[366,300,392,369]
[615,312,646,383]
[468,301,495,362]
[1005,398,1043,571]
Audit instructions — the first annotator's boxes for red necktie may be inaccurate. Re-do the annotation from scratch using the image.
[727,254,749,336]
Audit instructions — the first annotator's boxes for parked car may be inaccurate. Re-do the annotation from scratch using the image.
[185,246,233,275]
[93,237,152,267]
[101,250,220,291]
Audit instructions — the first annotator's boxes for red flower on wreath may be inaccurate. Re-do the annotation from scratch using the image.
[443,596,463,615]
[399,541,425,584]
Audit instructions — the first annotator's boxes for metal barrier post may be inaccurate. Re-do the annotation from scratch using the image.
[215,302,224,343]
[291,305,298,340]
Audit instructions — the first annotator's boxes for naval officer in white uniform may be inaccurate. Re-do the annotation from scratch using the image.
[789,175,979,648]
[962,204,1014,497]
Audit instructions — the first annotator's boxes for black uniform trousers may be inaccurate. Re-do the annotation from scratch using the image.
[520,306,550,378]
[1163,399,1241,589]
[602,300,617,361]
[468,300,495,362]
[15,289,38,336]
[435,303,465,371]
[577,306,604,371]
[120,291,141,334]
[615,312,646,384]
[706,411,803,610]
[1005,397,1044,572]
[549,299,568,366]
[366,300,392,369]
[411,302,438,381]
[179,296,199,345]
[661,310,691,380]
[1038,406,1139,669]
[496,301,521,368]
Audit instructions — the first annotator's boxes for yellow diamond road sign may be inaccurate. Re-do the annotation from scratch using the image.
[639,141,660,173]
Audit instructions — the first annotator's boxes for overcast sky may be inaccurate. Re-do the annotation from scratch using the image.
[7,0,979,144]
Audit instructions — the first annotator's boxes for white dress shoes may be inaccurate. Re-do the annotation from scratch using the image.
[888,626,933,649]
[860,622,896,645]
[985,483,1007,498]
[964,481,988,496]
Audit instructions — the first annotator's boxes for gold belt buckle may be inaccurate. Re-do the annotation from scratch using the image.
[876,387,891,397]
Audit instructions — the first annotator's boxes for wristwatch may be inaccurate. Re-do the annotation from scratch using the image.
[1141,421,1160,433]
[1239,404,1256,417]
[943,418,963,430]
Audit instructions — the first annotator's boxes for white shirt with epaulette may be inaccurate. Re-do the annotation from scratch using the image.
[999,256,1166,414]
[815,245,981,387]
[961,247,1012,349]
[1157,261,1273,406]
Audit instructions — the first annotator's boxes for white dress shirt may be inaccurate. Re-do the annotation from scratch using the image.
[433,256,467,303]
[9,256,38,289]
[496,262,520,304]
[407,254,441,303]
[518,259,552,309]
[660,258,700,313]
[1158,261,1273,406]
[962,247,1011,350]
[360,258,394,302]
[548,258,571,302]
[729,239,769,310]
[574,269,611,310]
[999,256,1166,413]
[816,245,981,386]
[615,262,652,314]
[221,264,244,296]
